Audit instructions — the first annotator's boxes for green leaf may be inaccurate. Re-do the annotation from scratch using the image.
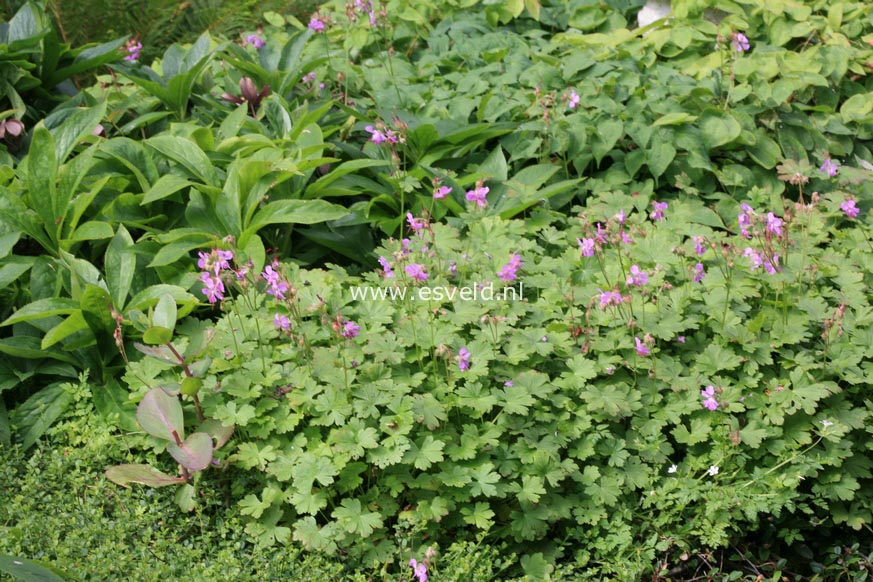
[49,102,107,164]
[653,112,697,126]
[175,483,197,512]
[92,379,138,432]
[104,464,185,488]
[470,462,501,497]
[1,298,79,326]
[0,397,10,447]
[0,555,69,582]
[25,125,58,237]
[647,142,676,178]
[142,326,173,345]
[243,200,349,241]
[146,135,219,186]
[592,120,623,165]
[136,387,184,441]
[0,257,33,291]
[68,221,114,242]
[698,110,742,149]
[404,435,445,470]
[41,310,89,349]
[105,226,135,310]
[12,381,74,450]
[167,431,213,471]
[332,498,383,538]
[152,294,177,332]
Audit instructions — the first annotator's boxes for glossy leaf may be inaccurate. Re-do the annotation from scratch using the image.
[136,387,184,442]
[167,431,213,471]
[105,464,186,488]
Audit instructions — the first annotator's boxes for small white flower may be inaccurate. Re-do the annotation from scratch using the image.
[707,465,719,476]
[668,464,678,474]
[820,419,833,428]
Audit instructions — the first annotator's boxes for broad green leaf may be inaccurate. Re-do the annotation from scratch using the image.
[142,326,173,345]
[199,418,234,449]
[175,483,197,512]
[105,225,135,310]
[0,337,78,365]
[0,397,10,447]
[25,125,58,237]
[244,199,349,238]
[136,387,184,441]
[653,112,697,126]
[698,110,742,149]
[12,381,74,450]
[68,220,114,242]
[41,310,89,349]
[167,431,213,471]
[332,498,383,538]
[1,298,79,326]
[105,464,185,488]
[49,102,107,164]
[647,142,676,178]
[152,294,177,332]
[592,120,623,165]
[146,135,219,186]
[127,285,198,317]
[0,257,33,290]
[0,555,69,582]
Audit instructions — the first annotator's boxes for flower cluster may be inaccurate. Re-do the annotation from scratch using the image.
[365,123,400,145]
[597,289,623,308]
[457,347,471,372]
[124,38,142,62]
[650,201,668,221]
[409,558,427,582]
[308,16,326,32]
[245,34,264,49]
[731,31,750,53]
[497,254,522,281]
[743,247,780,274]
[405,263,428,281]
[626,264,648,287]
[197,249,234,304]
[820,158,839,177]
[567,89,580,109]
[841,198,860,218]
[262,263,290,299]
[701,385,719,410]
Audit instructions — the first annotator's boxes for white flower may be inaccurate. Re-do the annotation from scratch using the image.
[707,465,719,476]
[820,419,833,428]
[668,464,678,474]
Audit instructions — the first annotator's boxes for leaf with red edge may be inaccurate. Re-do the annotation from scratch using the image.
[167,431,213,471]
[136,387,184,441]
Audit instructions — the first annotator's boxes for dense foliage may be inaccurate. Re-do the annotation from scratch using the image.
[1,0,873,579]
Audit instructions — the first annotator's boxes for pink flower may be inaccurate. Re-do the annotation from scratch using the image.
[433,186,452,199]
[820,159,839,177]
[123,39,142,62]
[701,385,719,410]
[598,289,623,308]
[200,272,225,303]
[615,209,626,224]
[405,263,428,281]
[378,256,394,278]
[738,203,755,238]
[308,17,325,32]
[197,248,233,275]
[626,265,648,287]
[273,313,291,330]
[465,185,489,208]
[595,223,608,244]
[577,237,595,257]
[457,347,471,372]
[409,558,428,582]
[246,34,264,48]
[765,212,783,236]
[693,236,706,256]
[841,198,860,218]
[568,89,580,109]
[650,201,668,221]
[406,212,426,232]
[692,262,706,283]
[731,32,750,53]
[497,254,522,281]
[262,265,289,299]
[634,336,649,356]
[365,125,387,145]
[342,320,360,339]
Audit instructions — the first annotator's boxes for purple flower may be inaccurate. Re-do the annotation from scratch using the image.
[465,185,489,208]
[197,248,234,275]
[738,203,755,238]
[616,209,626,224]
[433,186,452,199]
[308,17,325,32]
[650,201,668,221]
[731,32,750,53]
[302,72,317,84]
[693,262,706,283]
[841,198,860,218]
[577,237,596,257]
[504,380,513,387]
[765,212,783,236]
[634,337,649,356]
[820,159,839,177]
[200,272,225,303]
[693,236,706,256]
[124,39,142,62]
[246,34,264,48]
[568,89,580,109]
[743,247,764,270]
[449,262,457,277]
[405,263,428,281]
[764,253,780,275]
[262,265,289,299]
[407,212,426,232]
[409,558,427,582]
[626,265,648,287]
[701,385,719,410]
[598,289,623,308]
[676,336,686,343]
[365,125,388,145]
[497,254,522,282]
[457,347,471,372]
[342,320,360,339]
[273,313,291,330]
[595,223,608,244]
[620,230,634,245]
[378,256,394,278]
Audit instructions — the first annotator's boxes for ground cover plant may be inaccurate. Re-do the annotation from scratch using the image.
[1,0,873,579]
